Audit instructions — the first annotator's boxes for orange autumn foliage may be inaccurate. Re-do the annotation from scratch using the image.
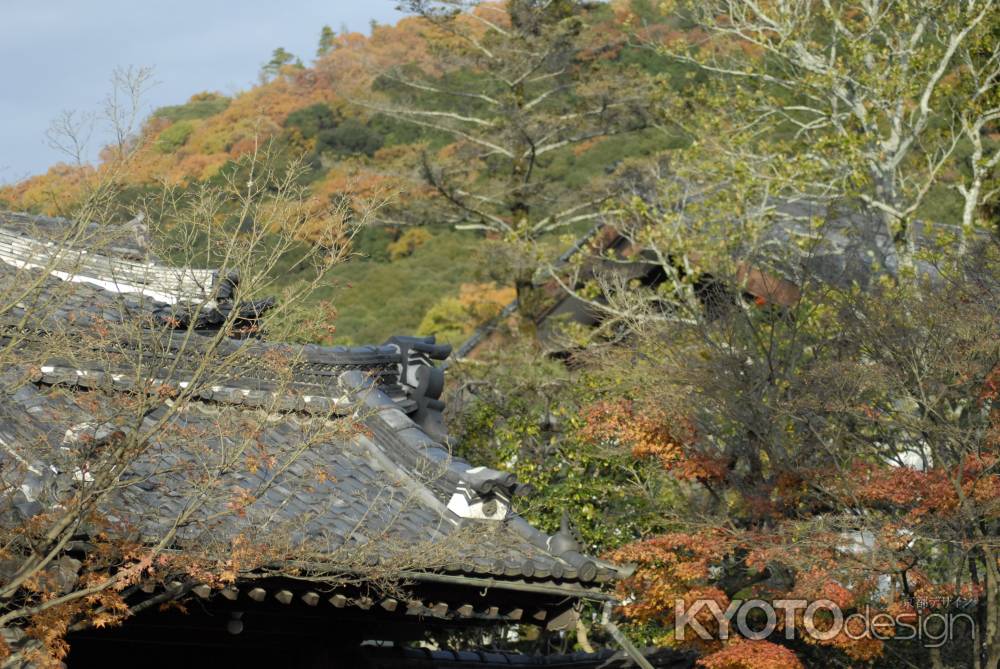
[580,399,725,482]
[0,163,98,216]
[586,260,1000,667]
[697,639,803,669]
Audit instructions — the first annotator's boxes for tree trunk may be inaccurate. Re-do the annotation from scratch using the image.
[515,270,542,323]
[576,618,595,653]
[959,124,985,257]
[871,167,916,274]
[983,549,1000,669]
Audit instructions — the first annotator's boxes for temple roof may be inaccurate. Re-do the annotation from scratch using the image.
[0,211,623,602]
[360,646,697,668]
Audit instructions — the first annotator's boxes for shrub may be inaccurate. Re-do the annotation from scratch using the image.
[417,282,515,346]
[283,103,337,138]
[271,229,483,345]
[156,121,195,154]
[316,119,383,157]
[416,296,468,345]
[284,108,383,157]
[152,93,230,123]
[386,227,432,261]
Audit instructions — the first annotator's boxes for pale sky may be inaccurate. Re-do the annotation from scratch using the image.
[0,0,401,183]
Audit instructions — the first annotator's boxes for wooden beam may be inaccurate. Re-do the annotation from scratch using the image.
[357,596,374,610]
[380,597,398,612]
[430,602,449,617]
[221,586,239,601]
[139,581,156,594]
[546,608,578,631]
[192,584,212,599]
[394,570,616,602]
[329,594,348,608]
[506,608,523,621]
[248,587,266,602]
[456,604,474,618]
[301,592,320,607]
[275,590,293,605]
[532,609,547,621]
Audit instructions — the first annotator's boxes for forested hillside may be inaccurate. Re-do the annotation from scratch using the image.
[2,1,999,667]
[0,0,681,345]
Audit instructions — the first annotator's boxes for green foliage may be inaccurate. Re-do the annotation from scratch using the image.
[449,343,679,553]
[628,0,669,24]
[350,224,396,262]
[387,227,432,260]
[317,25,336,57]
[416,296,469,345]
[369,113,449,148]
[542,127,685,190]
[283,107,384,157]
[272,229,484,345]
[261,46,299,80]
[372,0,657,282]
[316,119,383,157]
[284,104,338,138]
[156,121,194,154]
[415,281,513,347]
[103,184,165,222]
[152,94,230,123]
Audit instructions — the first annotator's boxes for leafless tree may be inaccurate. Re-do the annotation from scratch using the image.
[370,0,655,307]
[0,73,465,667]
[650,0,999,270]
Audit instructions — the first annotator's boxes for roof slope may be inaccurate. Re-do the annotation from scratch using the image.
[361,646,697,668]
[0,212,623,596]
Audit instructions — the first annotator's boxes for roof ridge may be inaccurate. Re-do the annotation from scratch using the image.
[340,369,625,585]
[0,221,212,305]
[21,332,455,421]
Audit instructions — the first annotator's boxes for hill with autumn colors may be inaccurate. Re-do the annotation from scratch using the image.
[0,0,681,345]
[3,3,999,668]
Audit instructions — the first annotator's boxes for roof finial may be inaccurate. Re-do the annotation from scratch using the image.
[549,510,580,556]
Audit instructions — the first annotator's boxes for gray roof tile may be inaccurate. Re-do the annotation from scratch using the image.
[0,212,625,591]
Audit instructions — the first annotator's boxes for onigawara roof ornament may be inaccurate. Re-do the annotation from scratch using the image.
[0,211,669,668]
